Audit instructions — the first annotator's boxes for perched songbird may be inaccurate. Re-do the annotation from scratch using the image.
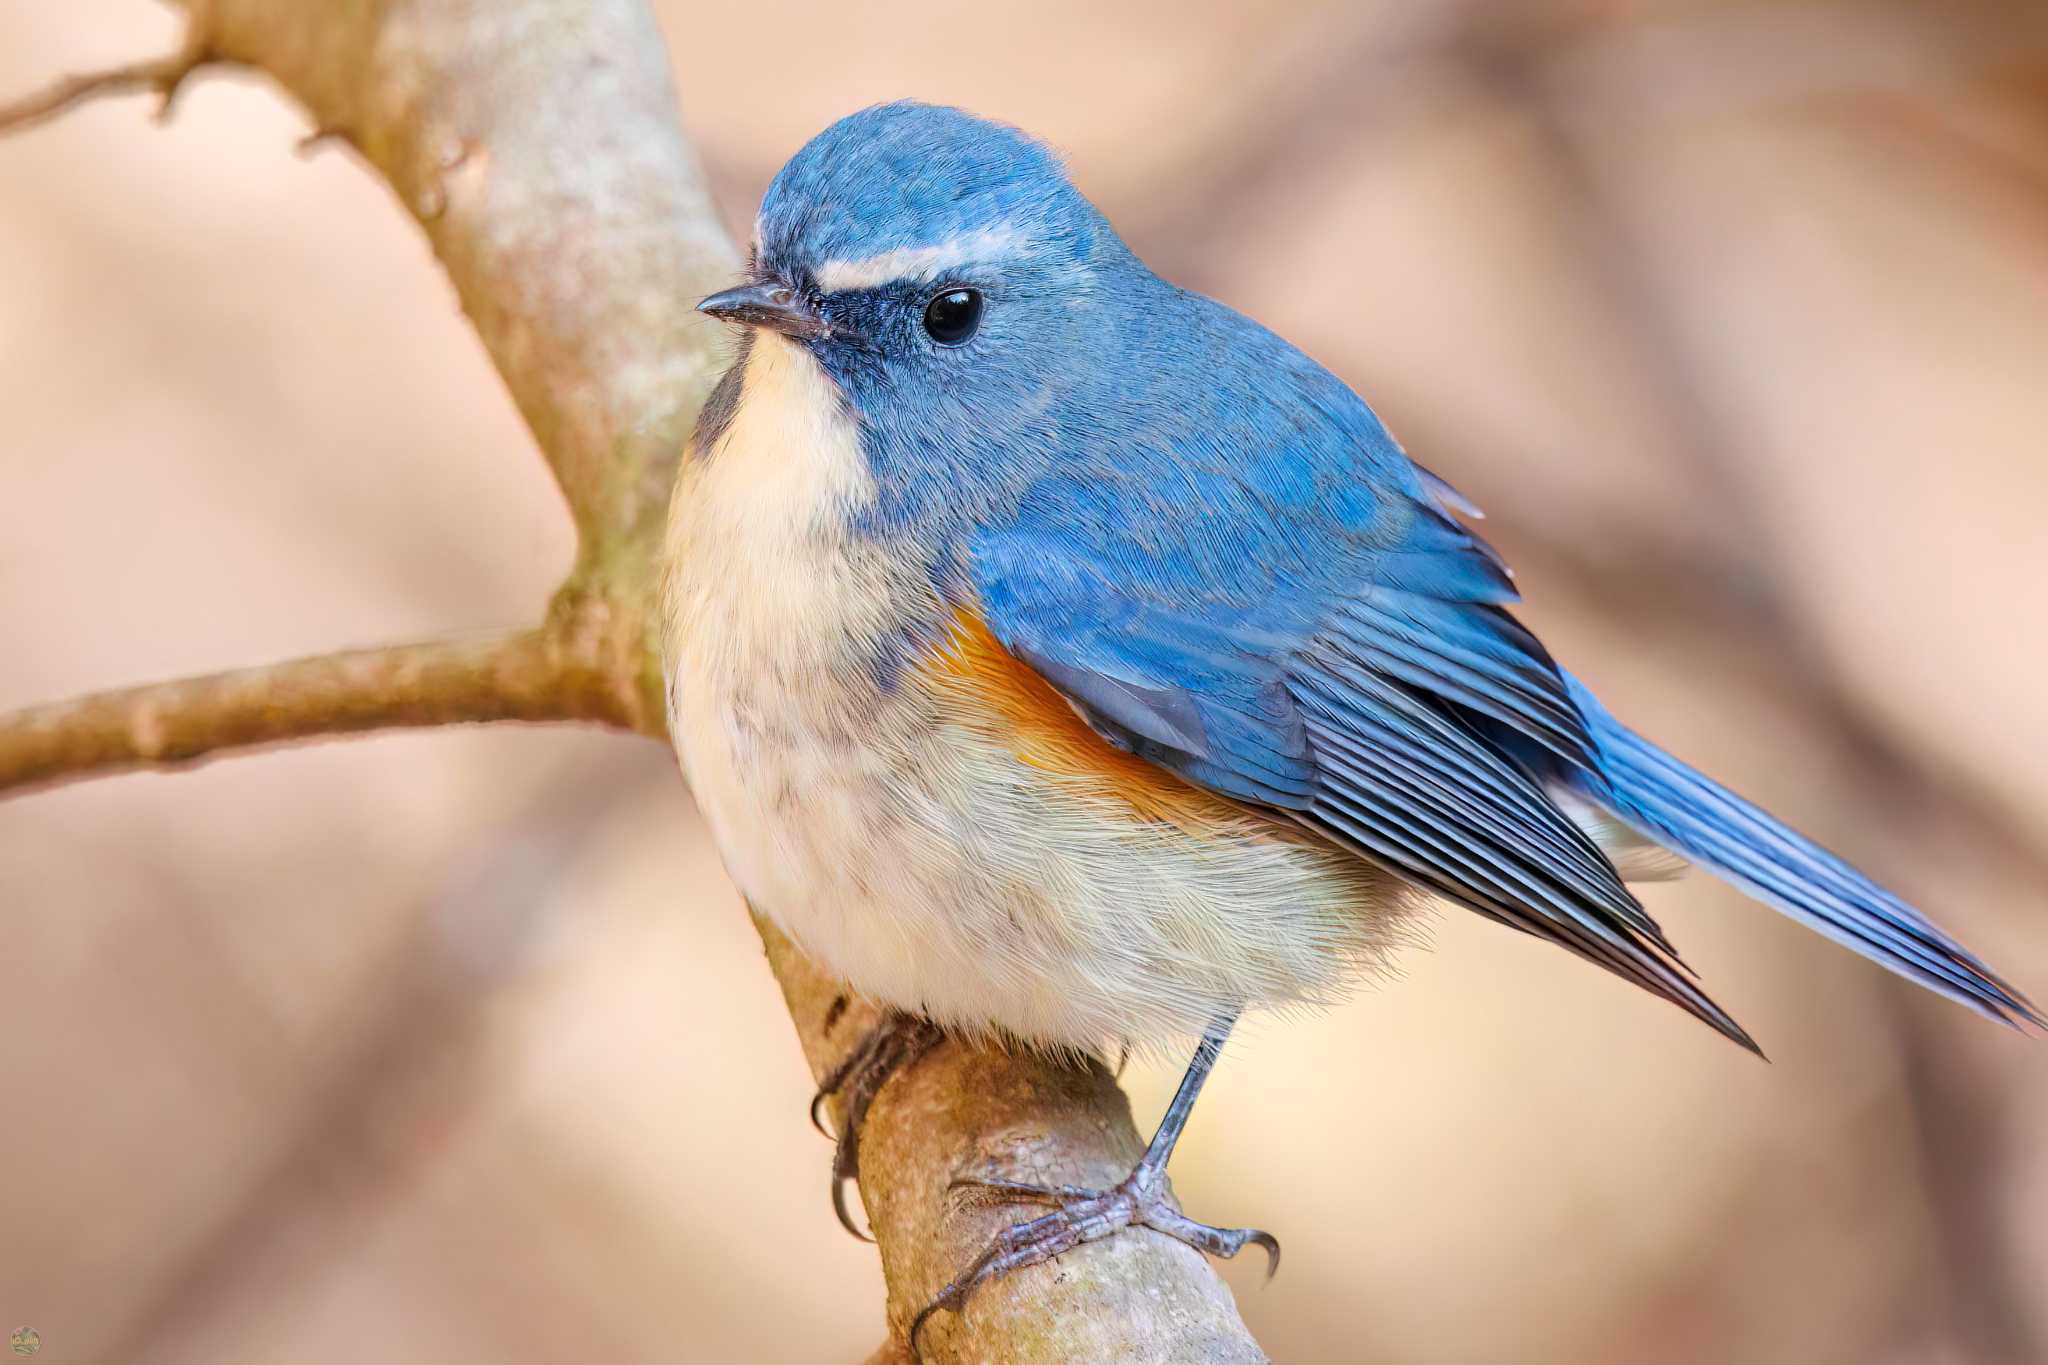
[662,101,2036,1343]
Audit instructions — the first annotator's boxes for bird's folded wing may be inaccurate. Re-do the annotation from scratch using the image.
[967,460,1756,1050]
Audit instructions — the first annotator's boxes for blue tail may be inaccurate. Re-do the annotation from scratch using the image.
[1559,672,2039,1027]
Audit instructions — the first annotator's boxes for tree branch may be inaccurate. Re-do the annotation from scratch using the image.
[1,1,1269,1358]
[0,626,639,796]
[764,920,1266,1362]
[0,37,208,134]
[187,0,741,563]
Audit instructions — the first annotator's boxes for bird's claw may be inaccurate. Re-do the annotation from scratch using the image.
[808,1011,944,1241]
[908,1171,1279,1360]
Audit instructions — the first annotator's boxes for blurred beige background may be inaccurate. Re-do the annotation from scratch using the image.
[3,1,2046,1361]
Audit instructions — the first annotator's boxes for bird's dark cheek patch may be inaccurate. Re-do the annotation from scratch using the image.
[691,330,754,456]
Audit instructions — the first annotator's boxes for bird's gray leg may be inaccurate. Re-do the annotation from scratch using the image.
[811,1010,945,1241]
[909,1012,1276,1360]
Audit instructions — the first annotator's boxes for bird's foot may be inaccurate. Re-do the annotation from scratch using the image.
[909,1170,1278,1358]
[809,1010,945,1240]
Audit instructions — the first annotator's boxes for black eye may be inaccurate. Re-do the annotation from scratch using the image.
[922,288,983,345]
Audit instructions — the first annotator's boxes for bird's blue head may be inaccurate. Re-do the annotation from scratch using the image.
[698,103,1154,521]
[752,101,1109,303]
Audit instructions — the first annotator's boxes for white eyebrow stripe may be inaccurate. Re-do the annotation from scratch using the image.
[814,227,1026,293]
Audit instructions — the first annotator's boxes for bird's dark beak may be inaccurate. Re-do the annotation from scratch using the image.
[696,282,832,341]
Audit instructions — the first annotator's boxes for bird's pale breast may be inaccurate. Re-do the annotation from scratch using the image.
[661,338,1407,1048]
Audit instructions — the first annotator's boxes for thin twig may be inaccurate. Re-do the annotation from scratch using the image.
[0,43,210,136]
[0,626,640,796]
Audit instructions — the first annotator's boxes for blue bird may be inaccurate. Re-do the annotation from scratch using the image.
[661,101,2037,1344]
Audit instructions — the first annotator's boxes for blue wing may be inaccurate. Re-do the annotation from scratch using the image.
[966,296,2034,1047]
[966,352,1753,1048]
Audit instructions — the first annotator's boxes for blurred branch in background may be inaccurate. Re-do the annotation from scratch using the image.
[0,1,1267,1360]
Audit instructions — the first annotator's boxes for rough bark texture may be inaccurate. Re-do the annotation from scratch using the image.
[0,1,1268,1358]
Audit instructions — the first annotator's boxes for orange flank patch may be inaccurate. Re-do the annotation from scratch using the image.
[921,608,1253,831]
